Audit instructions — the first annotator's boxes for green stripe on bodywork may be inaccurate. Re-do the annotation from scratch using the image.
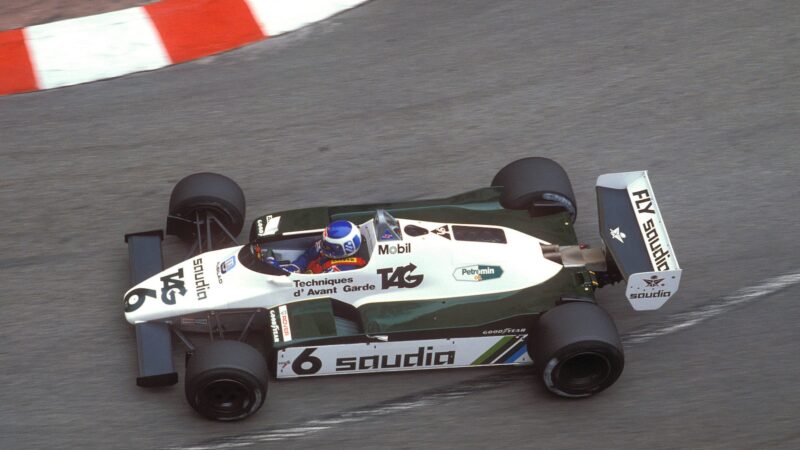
[495,339,527,364]
[485,336,522,364]
[472,336,513,365]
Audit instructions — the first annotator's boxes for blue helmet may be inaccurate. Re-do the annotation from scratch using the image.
[321,220,362,259]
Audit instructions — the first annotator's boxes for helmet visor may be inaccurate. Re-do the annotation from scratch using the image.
[320,240,346,259]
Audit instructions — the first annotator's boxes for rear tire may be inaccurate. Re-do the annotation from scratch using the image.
[491,157,577,223]
[531,302,624,398]
[167,172,246,242]
[185,341,268,421]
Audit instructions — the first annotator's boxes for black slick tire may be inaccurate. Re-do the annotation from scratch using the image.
[167,172,246,241]
[531,302,624,398]
[185,340,268,421]
[491,157,577,223]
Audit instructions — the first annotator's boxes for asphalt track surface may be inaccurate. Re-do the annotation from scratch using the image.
[1,0,799,448]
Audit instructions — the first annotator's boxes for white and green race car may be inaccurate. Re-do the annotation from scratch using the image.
[123,157,681,421]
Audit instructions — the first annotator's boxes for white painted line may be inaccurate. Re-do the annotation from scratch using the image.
[24,7,170,89]
[179,444,251,450]
[245,0,369,37]
[623,270,800,345]
[307,417,364,425]
[176,426,332,450]
[172,270,800,449]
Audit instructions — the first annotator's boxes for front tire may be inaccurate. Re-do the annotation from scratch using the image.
[185,341,268,421]
[531,302,624,398]
[167,172,246,242]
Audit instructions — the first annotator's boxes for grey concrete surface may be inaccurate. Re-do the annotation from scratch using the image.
[1,0,799,448]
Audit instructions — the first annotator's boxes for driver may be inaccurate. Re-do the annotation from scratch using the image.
[266,220,366,274]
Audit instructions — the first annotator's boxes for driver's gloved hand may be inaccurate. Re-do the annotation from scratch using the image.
[264,256,282,267]
[282,263,301,273]
[266,257,300,273]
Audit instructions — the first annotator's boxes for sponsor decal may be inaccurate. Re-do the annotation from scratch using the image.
[305,286,338,296]
[342,283,376,292]
[344,240,356,254]
[431,225,451,239]
[215,256,236,284]
[630,189,672,271]
[630,290,672,299]
[293,277,354,288]
[160,269,186,305]
[126,267,192,313]
[256,215,281,237]
[291,277,368,297]
[471,336,528,365]
[124,288,156,313]
[453,265,503,282]
[292,348,322,375]
[279,305,292,342]
[335,346,455,372]
[625,271,680,309]
[609,227,626,244]
[642,217,672,271]
[220,256,235,273]
[333,258,359,264]
[377,263,423,289]
[276,336,535,378]
[631,189,656,214]
[269,309,281,343]
[192,258,210,300]
[377,243,411,255]
[481,327,526,336]
[644,275,664,287]
[257,218,265,235]
[630,274,672,298]
[292,274,377,296]
[294,278,375,297]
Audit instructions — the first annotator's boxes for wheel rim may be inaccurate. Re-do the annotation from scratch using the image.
[197,378,253,417]
[556,352,612,393]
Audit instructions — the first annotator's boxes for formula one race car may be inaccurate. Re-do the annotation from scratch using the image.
[123,157,681,421]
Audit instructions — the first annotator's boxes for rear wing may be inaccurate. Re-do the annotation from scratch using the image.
[596,171,681,311]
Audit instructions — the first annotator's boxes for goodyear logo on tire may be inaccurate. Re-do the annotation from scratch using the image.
[453,265,503,282]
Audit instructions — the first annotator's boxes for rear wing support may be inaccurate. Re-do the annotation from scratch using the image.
[124,230,178,387]
[596,171,682,311]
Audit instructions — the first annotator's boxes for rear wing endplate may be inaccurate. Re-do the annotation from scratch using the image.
[596,171,681,311]
[125,230,178,387]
